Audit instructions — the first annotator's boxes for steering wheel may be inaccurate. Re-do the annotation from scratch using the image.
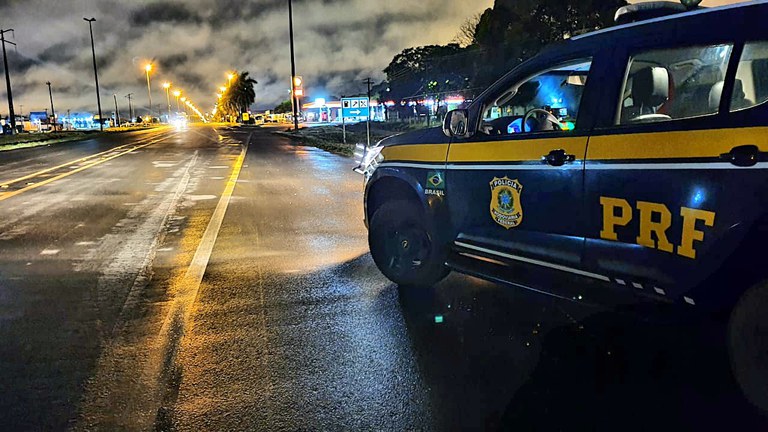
[523,108,562,132]
[629,113,672,123]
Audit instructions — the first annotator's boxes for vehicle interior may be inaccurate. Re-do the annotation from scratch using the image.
[480,60,591,136]
[618,44,738,124]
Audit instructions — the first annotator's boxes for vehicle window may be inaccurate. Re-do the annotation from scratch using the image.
[732,41,768,112]
[481,59,592,136]
[617,44,733,125]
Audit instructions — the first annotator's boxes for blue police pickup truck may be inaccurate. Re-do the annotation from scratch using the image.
[360,0,768,412]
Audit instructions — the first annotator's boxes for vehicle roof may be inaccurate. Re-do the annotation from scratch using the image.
[571,0,766,42]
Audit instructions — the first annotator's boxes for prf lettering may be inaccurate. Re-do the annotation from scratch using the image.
[600,197,715,259]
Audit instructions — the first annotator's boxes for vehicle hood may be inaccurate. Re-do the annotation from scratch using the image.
[376,126,447,148]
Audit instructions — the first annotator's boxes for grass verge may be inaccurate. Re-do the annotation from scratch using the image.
[273,122,428,157]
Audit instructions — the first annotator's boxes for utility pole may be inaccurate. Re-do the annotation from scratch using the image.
[84,18,103,131]
[125,93,134,122]
[144,64,152,118]
[19,104,22,119]
[113,94,120,127]
[1,29,17,133]
[288,0,299,131]
[46,81,56,130]
[364,77,373,148]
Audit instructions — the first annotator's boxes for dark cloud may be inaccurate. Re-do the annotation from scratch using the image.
[0,0,495,113]
[158,53,189,69]
[130,2,202,27]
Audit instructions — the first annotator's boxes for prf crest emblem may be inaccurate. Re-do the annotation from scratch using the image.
[490,177,523,229]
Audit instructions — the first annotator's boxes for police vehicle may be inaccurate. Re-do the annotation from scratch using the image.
[360,0,768,410]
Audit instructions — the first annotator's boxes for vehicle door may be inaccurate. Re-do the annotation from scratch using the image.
[583,38,768,301]
[447,50,604,270]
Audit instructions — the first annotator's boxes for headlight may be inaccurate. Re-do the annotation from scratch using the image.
[354,143,384,178]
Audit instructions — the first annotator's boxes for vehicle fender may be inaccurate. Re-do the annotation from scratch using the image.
[364,166,453,244]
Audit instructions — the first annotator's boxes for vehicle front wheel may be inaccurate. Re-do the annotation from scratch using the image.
[728,278,768,413]
[369,199,449,287]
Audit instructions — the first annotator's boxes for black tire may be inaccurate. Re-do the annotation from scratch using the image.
[368,199,450,287]
[728,279,768,413]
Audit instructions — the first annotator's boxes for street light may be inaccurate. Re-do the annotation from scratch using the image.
[227,72,235,84]
[113,93,120,127]
[163,82,171,121]
[84,18,103,131]
[288,0,299,131]
[144,63,152,118]
[173,90,181,113]
[45,81,56,130]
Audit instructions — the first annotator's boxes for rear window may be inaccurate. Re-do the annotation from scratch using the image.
[732,41,768,112]
[617,44,734,125]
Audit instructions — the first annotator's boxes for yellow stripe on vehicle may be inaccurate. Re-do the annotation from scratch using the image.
[588,127,768,160]
[381,144,449,163]
[448,137,588,163]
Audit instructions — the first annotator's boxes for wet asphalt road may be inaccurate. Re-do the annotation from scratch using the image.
[0,125,766,431]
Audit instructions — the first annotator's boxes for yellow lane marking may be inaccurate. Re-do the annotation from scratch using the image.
[0,130,171,187]
[156,133,250,342]
[0,134,172,202]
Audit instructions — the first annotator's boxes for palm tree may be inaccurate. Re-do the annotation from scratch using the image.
[220,71,257,120]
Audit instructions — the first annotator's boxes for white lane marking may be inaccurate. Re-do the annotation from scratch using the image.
[616,279,626,285]
[186,195,217,201]
[157,247,174,252]
[454,241,610,282]
[654,287,666,295]
[684,296,696,305]
[40,249,60,255]
[210,176,225,180]
[632,282,643,289]
[76,241,96,246]
[209,165,229,169]
[153,161,179,168]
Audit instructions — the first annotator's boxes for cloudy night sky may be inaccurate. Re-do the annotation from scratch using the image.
[0,0,748,116]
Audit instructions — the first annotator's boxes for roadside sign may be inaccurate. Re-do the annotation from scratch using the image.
[341,97,369,119]
[242,112,250,122]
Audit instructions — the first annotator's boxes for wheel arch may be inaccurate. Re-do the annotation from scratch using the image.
[365,170,426,227]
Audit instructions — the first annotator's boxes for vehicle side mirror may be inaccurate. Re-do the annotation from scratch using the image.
[443,109,473,138]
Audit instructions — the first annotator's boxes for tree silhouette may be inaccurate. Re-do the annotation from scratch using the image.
[220,71,257,119]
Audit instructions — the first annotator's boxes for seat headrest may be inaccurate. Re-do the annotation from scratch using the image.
[709,79,745,110]
[632,66,669,107]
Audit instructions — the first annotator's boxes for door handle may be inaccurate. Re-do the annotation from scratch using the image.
[542,149,576,167]
[720,145,766,167]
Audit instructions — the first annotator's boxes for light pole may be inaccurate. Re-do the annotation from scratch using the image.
[173,90,181,114]
[288,0,299,131]
[163,82,171,121]
[125,93,134,122]
[83,18,103,131]
[45,81,56,130]
[1,29,17,133]
[144,63,152,119]
[113,94,120,127]
[180,97,187,116]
